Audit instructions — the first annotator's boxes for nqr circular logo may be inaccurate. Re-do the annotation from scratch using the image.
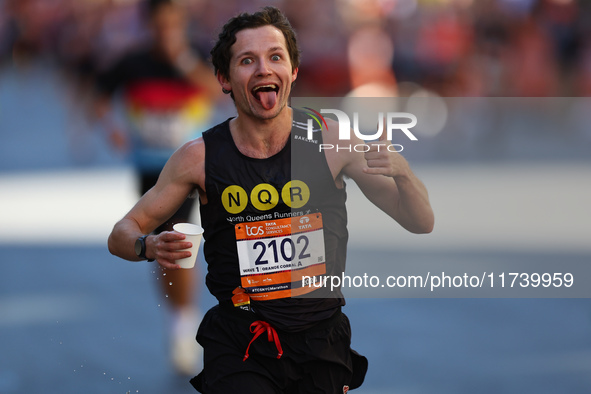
[220,185,248,214]
[250,183,279,211]
[221,181,310,214]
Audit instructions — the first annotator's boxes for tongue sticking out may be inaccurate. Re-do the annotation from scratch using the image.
[257,90,277,110]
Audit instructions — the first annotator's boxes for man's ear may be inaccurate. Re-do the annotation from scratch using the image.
[217,71,231,94]
[291,67,298,83]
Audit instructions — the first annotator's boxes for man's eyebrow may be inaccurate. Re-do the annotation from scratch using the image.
[234,50,254,59]
[234,47,287,59]
[268,46,286,53]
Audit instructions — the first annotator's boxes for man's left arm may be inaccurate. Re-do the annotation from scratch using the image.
[342,133,434,234]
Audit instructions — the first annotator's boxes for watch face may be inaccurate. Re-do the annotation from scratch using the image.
[135,237,143,257]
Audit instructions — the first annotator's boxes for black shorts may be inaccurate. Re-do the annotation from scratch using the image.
[190,305,368,394]
[139,172,196,234]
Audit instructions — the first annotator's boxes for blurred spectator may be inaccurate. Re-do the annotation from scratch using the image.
[505,13,560,96]
[284,0,350,96]
[347,25,398,97]
[413,4,474,95]
[91,0,220,376]
[1,0,66,67]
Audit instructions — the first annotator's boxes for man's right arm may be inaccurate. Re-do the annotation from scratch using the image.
[107,139,205,269]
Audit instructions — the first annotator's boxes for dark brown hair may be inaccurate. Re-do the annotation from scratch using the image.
[210,6,301,80]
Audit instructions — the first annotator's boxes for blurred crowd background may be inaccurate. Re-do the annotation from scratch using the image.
[2,0,590,169]
[1,0,590,100]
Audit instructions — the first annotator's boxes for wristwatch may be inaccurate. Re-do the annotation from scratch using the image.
[134,235,154,262]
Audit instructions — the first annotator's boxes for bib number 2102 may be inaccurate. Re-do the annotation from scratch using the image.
[253,235,311,265]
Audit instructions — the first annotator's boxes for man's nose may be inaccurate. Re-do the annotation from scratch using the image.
[255,59,272,76]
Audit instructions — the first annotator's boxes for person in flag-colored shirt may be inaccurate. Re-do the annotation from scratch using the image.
[94,0,220,376]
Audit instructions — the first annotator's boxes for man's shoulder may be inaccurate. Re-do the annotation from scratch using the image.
[321,118,340,144]
[320,117,362,178]
[165,137,205,173]
[179,137,205,159]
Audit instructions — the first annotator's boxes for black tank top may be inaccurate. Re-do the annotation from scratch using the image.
[200,108,348,331]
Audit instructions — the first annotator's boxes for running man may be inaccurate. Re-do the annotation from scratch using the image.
[95,0,219,375]
[108,6,434,393]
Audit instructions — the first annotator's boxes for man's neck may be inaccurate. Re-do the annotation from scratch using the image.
[229,107,293,159]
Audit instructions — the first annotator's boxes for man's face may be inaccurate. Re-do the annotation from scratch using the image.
[150,4,186,55]
[218,25,298,120]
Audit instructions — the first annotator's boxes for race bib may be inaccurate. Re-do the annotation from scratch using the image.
[235,213,326,301]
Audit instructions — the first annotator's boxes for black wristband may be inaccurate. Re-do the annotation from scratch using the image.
[134,235,154,262]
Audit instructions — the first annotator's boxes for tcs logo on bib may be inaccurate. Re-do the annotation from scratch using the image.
[221,180,310,214]
[244,225,264,236]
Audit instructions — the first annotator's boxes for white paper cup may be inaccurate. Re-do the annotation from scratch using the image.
[172,223,204,269]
